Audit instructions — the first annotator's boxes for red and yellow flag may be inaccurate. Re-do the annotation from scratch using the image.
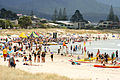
[63,42,66,46]
[84,41,86,46]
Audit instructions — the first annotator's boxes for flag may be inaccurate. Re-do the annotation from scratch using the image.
[63,42,66,46]
[84,41,86,46]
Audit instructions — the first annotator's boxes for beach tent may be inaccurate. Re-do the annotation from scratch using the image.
[28,32,39,38]
[19,32,27,38]
[35,32,39,36]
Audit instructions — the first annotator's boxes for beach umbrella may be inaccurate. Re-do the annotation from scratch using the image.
[35,32,39,36]
[19,32,27,38]
[28,32,39,38]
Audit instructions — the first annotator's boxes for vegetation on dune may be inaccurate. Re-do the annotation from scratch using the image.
[0,28,119,36]
[0,65,71,80]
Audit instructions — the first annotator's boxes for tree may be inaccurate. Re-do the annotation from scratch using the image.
[52,8,58,21]
[30,10,34,20]
[70,10,84,22]
[0,20,13,29]
[107,5,115,21]
[30,10,34,17]
[62,8,68,21]
[0,20,5,29]
[58,8,62,20]
[0,8,18,20]
[18,16,32,29]
[114,15,119,22]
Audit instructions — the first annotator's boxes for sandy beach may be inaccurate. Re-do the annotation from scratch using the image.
[0,29,120,80]
[0,53,120,80]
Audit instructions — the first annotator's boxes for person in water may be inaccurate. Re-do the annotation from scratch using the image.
[116,50,118,60]
[111,52,115,64]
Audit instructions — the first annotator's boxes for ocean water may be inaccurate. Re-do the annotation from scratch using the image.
[43,39,120,57]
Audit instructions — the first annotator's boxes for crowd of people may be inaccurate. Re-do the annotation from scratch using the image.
[1,37,56,67]
[0,33,119,67]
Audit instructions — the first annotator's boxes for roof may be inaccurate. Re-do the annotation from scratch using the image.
[46,23,59,26]
[56,21,73,25]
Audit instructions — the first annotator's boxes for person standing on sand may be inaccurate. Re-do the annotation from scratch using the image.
[8,55,16,68]
[84,46,86,53]
[50,52,54,62]
[37,51,41,63]
[41,52,46,63]
[44,46,47,53]
[70,45,72,52]
[34,51,37,62]
[75,45,77,51]
[3,47,7,61]
[29,53,32,65]
[73,46,76,52]
[82,48,83,55]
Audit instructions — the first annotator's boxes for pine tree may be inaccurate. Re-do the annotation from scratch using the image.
[52,8,58,21]
[114,15,119,22]
[58,8,62,20]
[62,8,68,21]
[107,5,115,21]
[70,10,84,22]
[30,10,34,20]
[30,10,34,17]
